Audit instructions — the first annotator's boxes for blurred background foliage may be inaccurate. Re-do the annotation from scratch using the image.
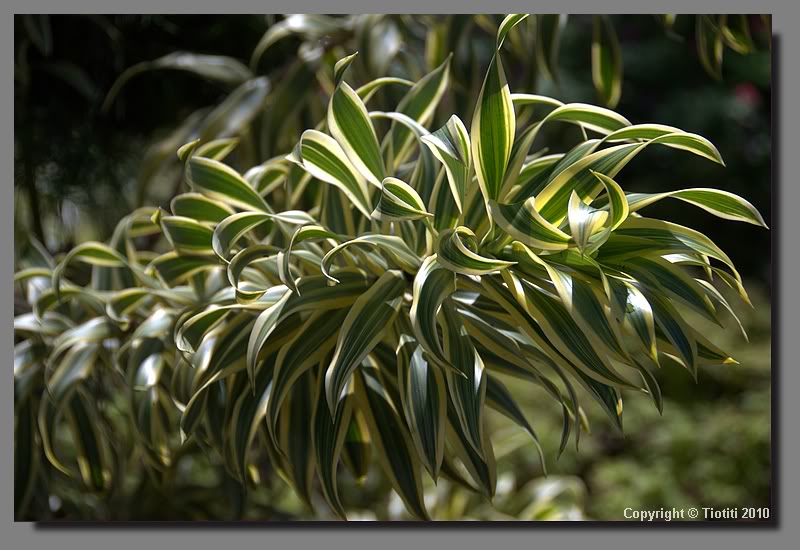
[14,14,771,520]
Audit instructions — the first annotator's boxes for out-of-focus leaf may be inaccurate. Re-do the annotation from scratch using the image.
[104,52,253,111]
[696,15,724,80]
[535,15,566,82]
[592,15,622,108]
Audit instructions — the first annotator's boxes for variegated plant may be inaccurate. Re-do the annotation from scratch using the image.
[15,15,767,520]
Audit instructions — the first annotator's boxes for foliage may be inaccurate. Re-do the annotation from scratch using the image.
[14,14,768,521]
[15,15,770,260]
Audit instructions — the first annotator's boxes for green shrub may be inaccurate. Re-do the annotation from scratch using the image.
[14,14,767,520]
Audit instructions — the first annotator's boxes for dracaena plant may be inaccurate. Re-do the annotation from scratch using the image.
[14,15,767,520]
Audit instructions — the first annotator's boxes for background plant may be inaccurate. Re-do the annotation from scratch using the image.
[14,13,771,521]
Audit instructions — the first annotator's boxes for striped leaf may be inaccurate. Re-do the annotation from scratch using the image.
[372,177,432,222]
[185,156,270,212]
[471,32,516,208]
[608,277,658,361]
[312,364,353,519]
[388,55,451,167]
[355,365,429,520]
[288,129,373,217]
[170,193,235,224]
[410,255,456,364]
[502,271,636,389]
[602,217,742,284]
[485,373,545,472]
[436,226,515,275]
[397,341,446,479]
[626,188,767,227]
[159,215,214,255]
[328,81,386,187]
[247,271,371,385]
[321,234,421,283]
[568,191,609,252]
[489,197,572,251]
[325,271,406,413]
[421,115,471,212]
[266,310,349,451]
[440,301,486,457]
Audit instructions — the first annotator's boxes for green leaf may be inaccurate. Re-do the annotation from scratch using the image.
[185,156,271,213]
[485,373,546,473]
[489,196,572,251]
[421,115,471,212]
[697,15,724,80]
[436,226,515,275]
[103,52,253,111]
[247,270,371,386]
[195,137,240,161]
[244,158,290,195]
[51,241,131,300]
[568,191,609,252]
[440,301,487,458]
[625,188,768,227]
[535,15,565,82]
[720,15,755,54]
[471,40,515,208]
[159,215,215,255]
[312,364,354,520]
[251,14,344,69]
[288,129,373,217]
[410,256,456,364]
[147,252,219,286]
[372,177,432,222]
[321,234,422,283]
[66,390,111,491]
[39,343,99,477]
[388,55,451,167]
[602,217,742,285]
[645,288,699,376]
[325,270,406,413]
[170,193,235,223]
[278,225,342,293]
[445,396,496,498]
[333,51,359,86]
[356,77,414,103]
[501,271,636,389]
[602,124,724,164]
[497,14,530,48]
[592,15,623,108]
[341,411,372,483]
[534,129,724,225]
[328,81,386,187]
[279,370,316,508]
[227,244,280,303]
[266,310,349,451]
[397,340,446,479]
[226,352,276,481]
[608,277,658,362]
[355,365,430,520]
